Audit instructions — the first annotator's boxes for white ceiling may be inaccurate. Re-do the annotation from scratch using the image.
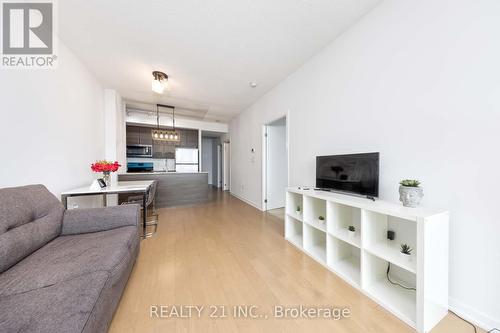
[59,0,380,121]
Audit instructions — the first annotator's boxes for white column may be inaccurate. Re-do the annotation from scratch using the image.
[104,89,125,205]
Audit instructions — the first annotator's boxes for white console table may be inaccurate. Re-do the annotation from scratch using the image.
[285,187,449,333]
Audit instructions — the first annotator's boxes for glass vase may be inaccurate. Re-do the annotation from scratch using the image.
[102,171,111,187]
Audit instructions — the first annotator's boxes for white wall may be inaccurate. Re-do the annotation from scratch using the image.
[266,120,287,210]
[0,40,105,202]
[230,0,500,329]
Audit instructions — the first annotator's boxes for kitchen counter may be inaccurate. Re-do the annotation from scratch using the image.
[118,172,209,208]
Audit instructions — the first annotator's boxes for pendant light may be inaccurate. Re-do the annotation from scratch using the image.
[151,104,180,142]
[152,71,168,94]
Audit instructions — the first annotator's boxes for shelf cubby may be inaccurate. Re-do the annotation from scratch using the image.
[303,196,327,232]
[286,191,303,221]
[285,215,303,248]
[303,223,327,264]
[363,251,417,327]
[327,202,361,248]
[363,210,417,273]
[327,235,361,287]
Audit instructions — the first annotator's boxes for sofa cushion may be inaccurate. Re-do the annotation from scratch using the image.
[0,226,138,297]
[0,271,110,333]
[80,237,139,333]
[0,185,63,273]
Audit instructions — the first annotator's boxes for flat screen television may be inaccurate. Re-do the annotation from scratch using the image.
[316,152,379,197]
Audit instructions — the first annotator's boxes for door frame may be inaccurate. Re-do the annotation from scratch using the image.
[261,112,290,211]
[223,141,230,191]
[217,144,222,187]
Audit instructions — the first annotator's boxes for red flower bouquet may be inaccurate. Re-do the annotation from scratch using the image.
[91,160,121,186]
[91,160,121,173]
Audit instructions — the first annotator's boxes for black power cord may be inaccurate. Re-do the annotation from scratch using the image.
[449,310,477,333]
[386,262,416,291]
[386,262,498,333]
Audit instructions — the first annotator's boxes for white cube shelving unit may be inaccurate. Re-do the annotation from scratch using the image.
[285,187,449,333]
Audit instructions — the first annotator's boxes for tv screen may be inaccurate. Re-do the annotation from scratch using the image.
[316,153,379,197]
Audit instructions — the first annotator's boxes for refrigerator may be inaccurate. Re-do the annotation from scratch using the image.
[175,148,199,172]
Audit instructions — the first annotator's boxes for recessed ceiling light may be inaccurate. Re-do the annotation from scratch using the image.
[249,81,258,88]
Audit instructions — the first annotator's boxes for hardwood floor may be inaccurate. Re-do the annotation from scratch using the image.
[266,207,285,221]
[109,191,483,333]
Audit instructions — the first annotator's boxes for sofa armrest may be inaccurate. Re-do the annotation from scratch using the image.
[61,204,140,235]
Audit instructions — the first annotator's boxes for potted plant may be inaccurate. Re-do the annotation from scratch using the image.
[318,215,325,224]
[399,179,423,208]
[296,205,301,214]
[91,160,121,187]
[400,243,413,261]
[348,225,356,239]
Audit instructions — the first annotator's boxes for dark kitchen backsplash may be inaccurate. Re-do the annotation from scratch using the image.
[126,125,198,159]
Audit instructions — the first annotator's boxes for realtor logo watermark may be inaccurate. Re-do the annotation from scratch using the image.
[1,0,57,68]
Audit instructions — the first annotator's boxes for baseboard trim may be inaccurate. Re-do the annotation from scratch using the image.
[449,297,499,332]
[230,192,263,211]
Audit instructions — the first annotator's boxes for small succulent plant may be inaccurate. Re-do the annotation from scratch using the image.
[348,225,356,232]
[399,179,421,187]
[400,243,413,255]
[318,216,325,221]
[296,205,301,212]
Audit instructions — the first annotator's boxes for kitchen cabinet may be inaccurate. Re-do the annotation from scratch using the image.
[126,126,153,145]
[140,127,153,145]
[187,130,198,147]
[126,126,141,145]
[178,129,198,148]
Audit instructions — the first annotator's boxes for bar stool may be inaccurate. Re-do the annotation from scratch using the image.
[121,180,158,238]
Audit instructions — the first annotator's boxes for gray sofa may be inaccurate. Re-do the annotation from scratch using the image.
[0,184,140,333]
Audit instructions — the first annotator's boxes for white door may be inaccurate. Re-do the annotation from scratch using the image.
[223,142,230,191]
[266,121,287,210]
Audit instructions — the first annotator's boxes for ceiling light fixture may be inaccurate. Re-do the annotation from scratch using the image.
[249,81,258,88]
[151,104,180,142]
[152,71,168,94]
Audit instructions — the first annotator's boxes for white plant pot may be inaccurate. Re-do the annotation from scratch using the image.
[399,186,424,208]
[348,230,356,239]
[318,218,325,225]
[400,252,412,262]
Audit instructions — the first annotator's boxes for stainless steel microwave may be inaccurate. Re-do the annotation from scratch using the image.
[126,144,153,158]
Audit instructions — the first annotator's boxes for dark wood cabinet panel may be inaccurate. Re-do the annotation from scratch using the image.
[179,131,187,147]
[140,127,153,145]
[126,126,141,145]
[187,130,198,147]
